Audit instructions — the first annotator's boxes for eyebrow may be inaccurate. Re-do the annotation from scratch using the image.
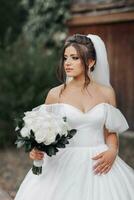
[64,54,78,56]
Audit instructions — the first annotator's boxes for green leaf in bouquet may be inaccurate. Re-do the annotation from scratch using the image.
[51,134,65,146]
[62,116,67,122]
[46,146,59,156]
[56,143,66,148]
[36,143,47,152]
[24,140,33,152]
[30,130,35,139]
[15,114,25,129]
[67,129,77,139]
[16,134,23,140]
[59,136,69,145]
[15,133,26,148]
[15,139,25,148]
[50,140,58,145]
[55,133,61,141]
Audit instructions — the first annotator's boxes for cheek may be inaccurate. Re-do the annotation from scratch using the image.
[72,66,84,77]
[75,62,84,73]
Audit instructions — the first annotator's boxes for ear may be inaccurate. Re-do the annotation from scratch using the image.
[88,59,95,70]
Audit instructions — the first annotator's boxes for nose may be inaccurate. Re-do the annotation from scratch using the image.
[64,57,72,65]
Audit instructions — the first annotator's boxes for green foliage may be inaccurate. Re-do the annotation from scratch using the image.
[21,0,71,49]
[0,0,28,48]
[0,0,71,50]
[0,40,60,147]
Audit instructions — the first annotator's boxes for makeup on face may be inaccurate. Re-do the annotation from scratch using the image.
[64,54,79,63]
[64,46,84,77]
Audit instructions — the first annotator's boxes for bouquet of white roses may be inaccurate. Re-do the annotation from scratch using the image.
[15,105,77,175]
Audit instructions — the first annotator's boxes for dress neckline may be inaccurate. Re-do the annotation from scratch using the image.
[54,102,116,114]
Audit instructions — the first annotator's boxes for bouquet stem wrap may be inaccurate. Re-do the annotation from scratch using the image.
[32,159,44,175]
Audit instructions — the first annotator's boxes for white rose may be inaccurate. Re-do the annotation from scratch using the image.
[24,110,37,118]
[34,121,53,143]
[24,117,34,127]
[21,108,70,145]
[35,129,48,143]
[44,128,57,145]
[20,127,30,138]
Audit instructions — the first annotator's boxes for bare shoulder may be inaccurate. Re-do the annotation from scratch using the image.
[95,82,116,107]
[45,84,64,104]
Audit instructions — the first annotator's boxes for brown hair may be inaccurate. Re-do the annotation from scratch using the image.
[57,33,96,96]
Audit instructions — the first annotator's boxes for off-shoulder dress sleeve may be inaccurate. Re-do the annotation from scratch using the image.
[104,103,129,134]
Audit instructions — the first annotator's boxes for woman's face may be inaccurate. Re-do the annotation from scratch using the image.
[64,46,84,78]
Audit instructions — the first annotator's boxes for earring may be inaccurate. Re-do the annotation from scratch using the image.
[87,67,91,77]
[88,65,92,72]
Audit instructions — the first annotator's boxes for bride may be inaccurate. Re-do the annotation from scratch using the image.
[14,34,134,200]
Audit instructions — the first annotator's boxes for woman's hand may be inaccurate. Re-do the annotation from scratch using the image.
[92,148,118,175]
[29,148,45,160]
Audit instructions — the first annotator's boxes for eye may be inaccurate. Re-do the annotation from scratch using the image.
[72,56,79,60]
[63,57,67,60]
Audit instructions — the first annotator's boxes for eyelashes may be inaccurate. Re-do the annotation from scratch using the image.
[64,56,79,61]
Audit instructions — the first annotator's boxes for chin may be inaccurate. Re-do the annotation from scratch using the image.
[66,72,74,77]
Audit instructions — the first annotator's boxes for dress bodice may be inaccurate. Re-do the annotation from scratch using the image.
[35,103,129,147]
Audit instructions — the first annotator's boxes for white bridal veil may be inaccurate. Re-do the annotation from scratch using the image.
[87,34,111,87]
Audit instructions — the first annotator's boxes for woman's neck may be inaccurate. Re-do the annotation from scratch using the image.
[70,75,94,88]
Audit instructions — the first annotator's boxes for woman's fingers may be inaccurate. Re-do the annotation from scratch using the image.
[92,149,116,175]
[30,153,44,160]
[99,164,110,174]
[103,166,112,174]
[93,156,111,174]
[33,149,44,156]
[93,162,112,175]
[29,149,44,160]
[33,148,44,155]
[93,160,104,170]
[94,162,107,173]
[92,152,104,160]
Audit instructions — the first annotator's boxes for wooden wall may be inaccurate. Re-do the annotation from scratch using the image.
[67,12,134,130]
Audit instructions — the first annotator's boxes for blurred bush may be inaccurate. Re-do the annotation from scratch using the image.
[0,0,71,147]
[0,40,60,147]
[21,0,71,49]
[0,0,28,48]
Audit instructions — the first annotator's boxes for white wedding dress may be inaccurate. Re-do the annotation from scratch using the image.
[14,103,134,200]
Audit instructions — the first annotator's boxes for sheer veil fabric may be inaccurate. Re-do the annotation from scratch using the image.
[87,34,111,87]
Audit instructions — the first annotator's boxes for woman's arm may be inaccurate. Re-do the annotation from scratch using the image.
[104,86,119,153]
[92,131,119,175]
[92,86,119,175]
[104,128,119,153]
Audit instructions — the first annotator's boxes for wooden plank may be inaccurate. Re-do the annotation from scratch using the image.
[67,11,134,26]
[71,1,126,13]
[126,0,134,6]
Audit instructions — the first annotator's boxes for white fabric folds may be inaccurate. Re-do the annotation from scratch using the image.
[105,104,129,134]
[14,103,134,200]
